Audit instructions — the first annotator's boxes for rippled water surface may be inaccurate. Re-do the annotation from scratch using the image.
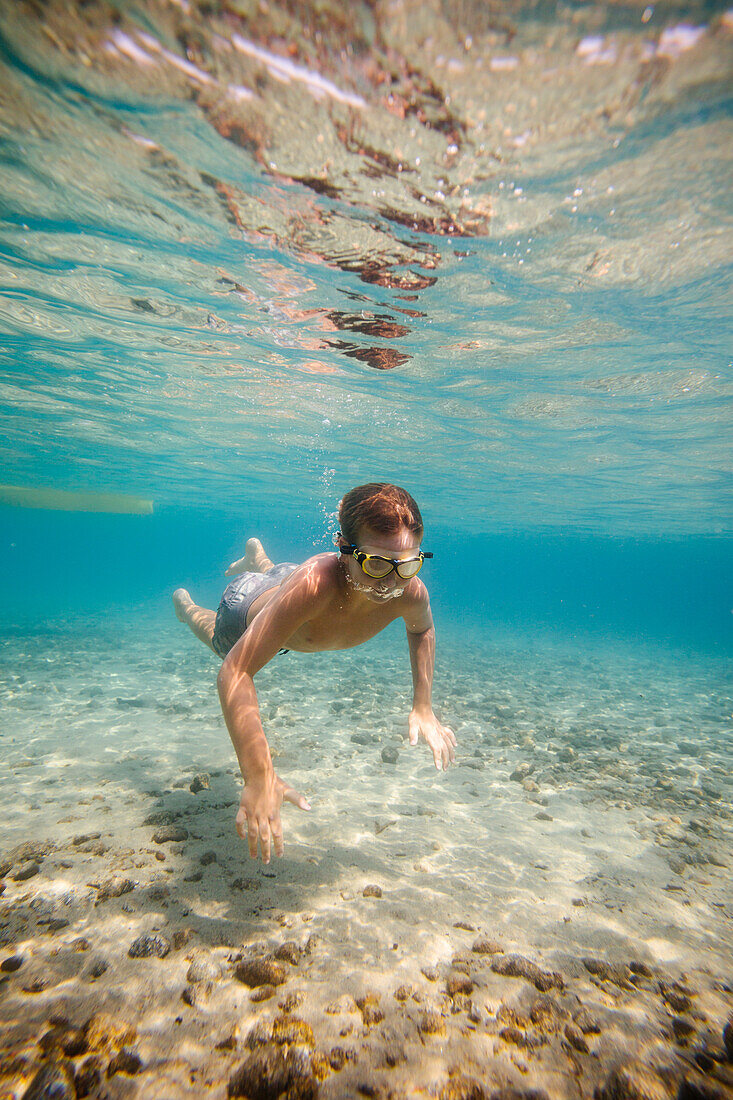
[1,0,731,533]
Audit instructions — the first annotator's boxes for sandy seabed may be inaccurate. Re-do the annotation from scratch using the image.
[0,614,731,1099]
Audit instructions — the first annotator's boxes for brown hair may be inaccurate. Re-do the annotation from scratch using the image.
[338,483,424,544]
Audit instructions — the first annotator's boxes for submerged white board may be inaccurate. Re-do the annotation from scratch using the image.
[0,484,154,515]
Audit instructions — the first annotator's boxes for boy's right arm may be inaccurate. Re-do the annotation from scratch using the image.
[216,562,327,863]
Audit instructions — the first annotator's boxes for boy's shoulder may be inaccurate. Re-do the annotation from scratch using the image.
[290,552,341,591]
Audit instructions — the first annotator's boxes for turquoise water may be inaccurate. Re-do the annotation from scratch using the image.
[1,2,732,1098]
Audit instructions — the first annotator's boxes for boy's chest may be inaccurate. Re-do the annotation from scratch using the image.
[288,601,400,651]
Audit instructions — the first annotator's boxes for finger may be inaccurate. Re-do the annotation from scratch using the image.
[445,726,458,747]
[247,819,260,859]
[259,819,271,864]
[408,722,419,747]
[270,813,284,858]
[235,806,247,840]
[432,746,442,770]
[282,785,311,811]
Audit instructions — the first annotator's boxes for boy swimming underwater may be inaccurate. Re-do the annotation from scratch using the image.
[172,483,456,863]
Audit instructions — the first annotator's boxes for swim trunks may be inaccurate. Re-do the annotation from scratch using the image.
[212,562,299,659]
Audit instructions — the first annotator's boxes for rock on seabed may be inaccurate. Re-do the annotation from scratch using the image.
[21,1057,76,1100]
[128,933,170,959]
[490,953,563,992]
[234,956,287,987]
[597,1062,675,1100]
[227,1046,317,1099]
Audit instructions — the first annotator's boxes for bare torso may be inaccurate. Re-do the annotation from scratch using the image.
[245,552,417,652]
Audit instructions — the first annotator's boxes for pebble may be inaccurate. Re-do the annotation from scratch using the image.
[381,746,399,763]
[419,1010,446,1035]
[107,1047,143,1076]
[96,877,134,903]
[152,825,189,844]
[564,1021,590,1053]
[21,1058,76,1100]
[0,954,24,972]
[250,984,276,1002]
[597,1062,674,1100]
[74,1055,103,1096]
[573,1006,601,1034]
[510,762,534,782]
[39,1026,87,1058]
[12,860,40,881]
[490,954,563,992]
[272,1015,315,1046]
[471,936,504,955]
[672,1016,696,1042]
[363,884,382,898]
[329,1047,349,1070]
[500,1025,531,1047]
[227,1047,317,1099]
[582,957,633,988]
[439,1076,489,1100]
[530,995,566,1028]
[659,982,692,1014]
[72,832,101,846]
[234,956,286,988]
[128,933,171,959]
[361,1002,384,1026]
[447,973,474,996]
[186,951,222,983]
[273,941,301,965]
[143,811,180,827]
[172,929,193,950]
[84,1012,137,1052]
[535,811,553,821]
[85,958,109,979]
[44,918,70,933]
[21,975,48,993]
[200,850,217,865]
[724,1015,733,1060]
[190,773,210,793]
[6,839,54,864]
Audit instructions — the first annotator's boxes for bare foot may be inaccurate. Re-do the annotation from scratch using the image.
[172,588,193,622]
[225,537,274,576]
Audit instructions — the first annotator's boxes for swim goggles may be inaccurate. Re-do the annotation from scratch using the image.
[338,540,433,580]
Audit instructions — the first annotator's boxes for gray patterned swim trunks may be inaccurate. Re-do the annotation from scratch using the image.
[212,562,298,659]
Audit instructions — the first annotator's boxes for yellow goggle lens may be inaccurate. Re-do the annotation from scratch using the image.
[360,556,422,579]
[362,558,393,578]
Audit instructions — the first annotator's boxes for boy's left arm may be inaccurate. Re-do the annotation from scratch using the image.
[402,582,457,770]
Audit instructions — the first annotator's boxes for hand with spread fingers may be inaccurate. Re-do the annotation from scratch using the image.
[235,771,310,863]
[408,706,457,770]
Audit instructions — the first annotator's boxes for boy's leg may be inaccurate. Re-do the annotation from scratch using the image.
[225,537,274,577]
[173,589,217,653]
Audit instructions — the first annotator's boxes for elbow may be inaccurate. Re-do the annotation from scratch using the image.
[217,657,251,704]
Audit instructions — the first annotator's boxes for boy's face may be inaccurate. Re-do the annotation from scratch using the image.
[341,524,423,602]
